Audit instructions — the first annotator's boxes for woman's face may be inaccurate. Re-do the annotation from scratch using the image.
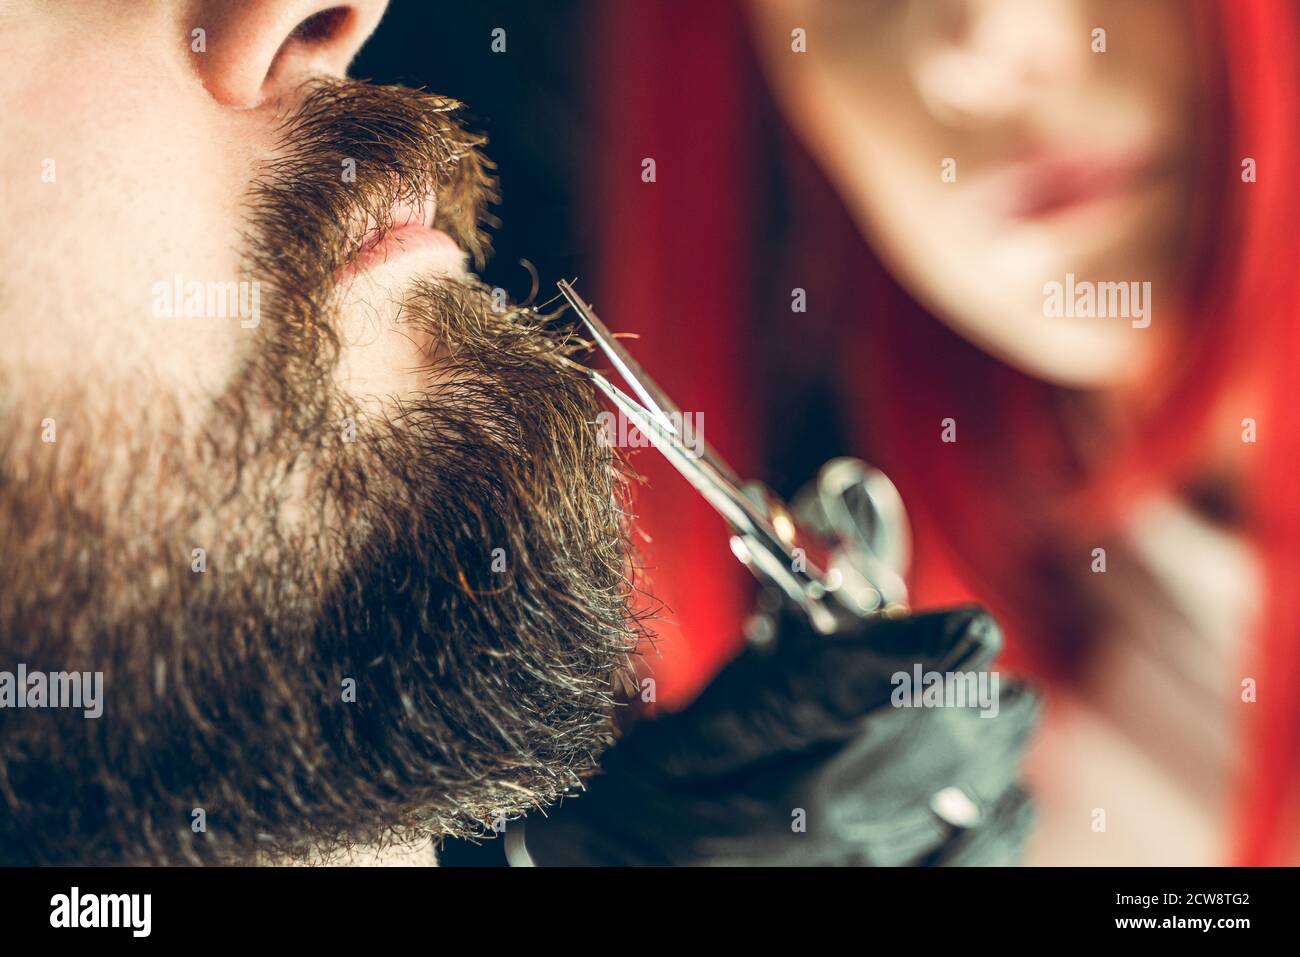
[751,0,1199,387]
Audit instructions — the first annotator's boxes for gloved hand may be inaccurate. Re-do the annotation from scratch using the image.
[438,605,1040,866]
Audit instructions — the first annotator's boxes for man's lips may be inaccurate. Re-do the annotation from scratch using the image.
[339,194,463,277]
[343,222,462,275]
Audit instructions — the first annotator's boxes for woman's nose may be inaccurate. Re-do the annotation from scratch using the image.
[906,0,1088,127]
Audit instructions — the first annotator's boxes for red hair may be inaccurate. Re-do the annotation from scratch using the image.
[849,0,1300,866]
[593,0,1300,864]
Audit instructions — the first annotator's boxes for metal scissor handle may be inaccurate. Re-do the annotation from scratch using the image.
[793,457,911,614]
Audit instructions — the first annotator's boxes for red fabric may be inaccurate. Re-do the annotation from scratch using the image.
[590,0,758,709]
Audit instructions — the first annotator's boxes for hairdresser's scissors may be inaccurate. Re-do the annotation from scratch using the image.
[558,280,911,636]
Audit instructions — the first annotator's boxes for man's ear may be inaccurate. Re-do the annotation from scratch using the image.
[187,0,390,108]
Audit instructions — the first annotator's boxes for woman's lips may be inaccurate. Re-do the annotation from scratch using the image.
[967,147,1155,223]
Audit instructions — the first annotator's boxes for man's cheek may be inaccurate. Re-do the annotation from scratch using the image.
[0,24,264,412]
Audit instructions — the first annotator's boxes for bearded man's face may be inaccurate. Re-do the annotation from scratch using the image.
[0,1,640,865]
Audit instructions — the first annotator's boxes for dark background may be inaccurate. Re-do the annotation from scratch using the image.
[353,1,594,304]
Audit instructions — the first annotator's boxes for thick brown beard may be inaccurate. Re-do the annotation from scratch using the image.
[0,81,645,865]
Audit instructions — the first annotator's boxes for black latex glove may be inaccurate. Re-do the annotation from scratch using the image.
[438,605,1040,866]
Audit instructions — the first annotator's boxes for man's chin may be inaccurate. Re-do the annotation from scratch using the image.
[0,298,641,865]
[332,259,469,409]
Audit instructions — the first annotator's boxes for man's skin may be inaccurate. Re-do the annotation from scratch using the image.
[0,0,644,865]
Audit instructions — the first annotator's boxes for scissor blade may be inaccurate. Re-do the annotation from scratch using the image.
[559,280,742,485]
[587,368,841,625]
[558,280,680,435]
[586,369,780,548]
